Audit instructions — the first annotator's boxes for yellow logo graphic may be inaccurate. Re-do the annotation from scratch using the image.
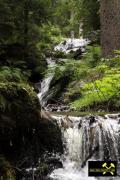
[102,162,115,175]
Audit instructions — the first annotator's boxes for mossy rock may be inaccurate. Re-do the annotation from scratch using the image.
[0,82,41,169]
[0,82,63,179]
[0,82,40,127]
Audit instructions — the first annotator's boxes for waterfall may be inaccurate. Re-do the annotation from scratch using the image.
[50,114,120,180]
[38,38,90,107]
[38,58,55,106]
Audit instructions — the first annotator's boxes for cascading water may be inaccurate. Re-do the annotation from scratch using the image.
[38,58,55,106]
[54,38,90,54]
[49,114,120,180]
[37,38,90,107]
[37,39,120,179]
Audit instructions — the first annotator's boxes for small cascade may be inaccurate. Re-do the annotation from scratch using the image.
[50,114,120,180]
[37,38,90,107]
[54,38,90,54]
[38,58,55,106]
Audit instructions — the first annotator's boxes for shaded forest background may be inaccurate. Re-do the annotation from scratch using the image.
[0,0,100,83]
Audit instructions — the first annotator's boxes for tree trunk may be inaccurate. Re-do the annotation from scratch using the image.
[100,0,120,57]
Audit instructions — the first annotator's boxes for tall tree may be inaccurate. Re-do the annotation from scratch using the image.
[100,0,120,57]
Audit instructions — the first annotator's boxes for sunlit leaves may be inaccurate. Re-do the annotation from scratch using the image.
[71,72,120,110]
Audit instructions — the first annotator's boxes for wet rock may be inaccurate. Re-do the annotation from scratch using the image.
[45,104,70,112]
[41,109,54,122]
[105,113,120,119]
[72,48,82,59]
[78,122,82,129]
[54,38,90,54]
[89,116,96,125]
[60,115,73,129]
[46,158,63,172]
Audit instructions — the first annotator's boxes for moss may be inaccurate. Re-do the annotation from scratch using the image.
[0,82,40,127]
[0,82,63,179]
[50,111,108,117]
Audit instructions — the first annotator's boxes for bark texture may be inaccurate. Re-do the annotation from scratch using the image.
[100,0,120,57]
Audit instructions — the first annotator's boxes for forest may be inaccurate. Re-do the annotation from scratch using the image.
[0,0,120,180]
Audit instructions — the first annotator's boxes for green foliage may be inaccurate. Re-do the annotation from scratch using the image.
[49,45,101,81]
[52,46,120,112]
[0,66,29,82]
[36,23,61,53]
[0,0,100,84]
[81,0,100,39]
[52,0,100,38]
[46,45,103,104]
[82,45,101,67]
[0,82,40,126]
[0,0,52,44]
[70,51,120,111]
[46,59,79,83]
[0,0,62,82]
[53,0,82,37]
[71,72,120,110]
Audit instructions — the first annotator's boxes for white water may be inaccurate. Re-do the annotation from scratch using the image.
[37,39,120,180]
[38,58,55,106]
[54,38,90,54]
[50,114,120,180]
[50,162,96,180]
[38,38,90,106]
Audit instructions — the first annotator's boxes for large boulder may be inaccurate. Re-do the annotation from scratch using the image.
[0,82,63,178]
[0,82,40,128]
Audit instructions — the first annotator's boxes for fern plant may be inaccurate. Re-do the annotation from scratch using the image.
[71,72,120,110]
[0,66,28,82]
